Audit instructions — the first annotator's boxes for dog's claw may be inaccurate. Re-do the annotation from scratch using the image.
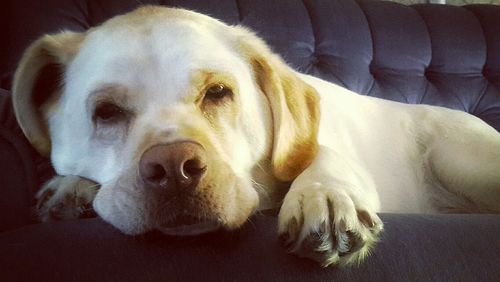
[278,183,383,267]
[36,175,99,222]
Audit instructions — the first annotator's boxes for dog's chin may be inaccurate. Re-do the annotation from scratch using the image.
[156,215,221,236]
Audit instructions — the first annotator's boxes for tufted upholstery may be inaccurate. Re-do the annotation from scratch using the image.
[2,0,500,132]
[1,1,500,279]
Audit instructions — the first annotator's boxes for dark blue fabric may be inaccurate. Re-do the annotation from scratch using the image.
[0,90,38,231]
[0,214,499,281]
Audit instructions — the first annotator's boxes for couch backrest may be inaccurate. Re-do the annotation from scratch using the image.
[1,0,499,130]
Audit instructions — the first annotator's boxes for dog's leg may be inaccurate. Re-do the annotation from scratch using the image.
[278,146,383,267]
[36,175,99,222]
[427,118,500,213]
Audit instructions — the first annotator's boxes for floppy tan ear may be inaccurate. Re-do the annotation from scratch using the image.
[237,29,320,182]
[12,32,85,157]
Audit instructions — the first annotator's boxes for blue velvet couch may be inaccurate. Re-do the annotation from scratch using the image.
[1,0,499,280]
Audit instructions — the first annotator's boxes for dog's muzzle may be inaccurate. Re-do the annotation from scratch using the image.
[139,141,219,235]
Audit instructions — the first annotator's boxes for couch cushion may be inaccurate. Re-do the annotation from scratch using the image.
[1,213,499,281]
[0,90,37,231]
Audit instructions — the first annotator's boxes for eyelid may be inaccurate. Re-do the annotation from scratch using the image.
[207,82,231,92]
[92,101,134,126]
[88,84,131,109]
[202,82,232,96]
[93,98,133,114]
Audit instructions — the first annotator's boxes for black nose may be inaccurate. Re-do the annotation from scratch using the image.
[139,142,207,191]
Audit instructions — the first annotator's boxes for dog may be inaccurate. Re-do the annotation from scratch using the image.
[12,6,500,267]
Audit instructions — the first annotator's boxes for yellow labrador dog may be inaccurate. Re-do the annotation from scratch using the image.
[12,6,500,267]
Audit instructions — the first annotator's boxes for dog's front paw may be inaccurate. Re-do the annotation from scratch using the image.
[278,182,383,267]
[37,175,99,222]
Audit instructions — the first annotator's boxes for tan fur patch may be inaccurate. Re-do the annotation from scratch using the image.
[236,28,320,181]
[189,69,239,128]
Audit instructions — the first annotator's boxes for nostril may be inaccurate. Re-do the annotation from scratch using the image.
[182,158,207,179]
[145,164,168,187]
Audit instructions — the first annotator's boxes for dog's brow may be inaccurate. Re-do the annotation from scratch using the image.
[90,84,126,97]
[89,84,130,103]
[191,69,238,92]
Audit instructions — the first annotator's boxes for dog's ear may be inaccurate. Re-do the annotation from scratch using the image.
[237,29,320,182]
[13,32,85,157]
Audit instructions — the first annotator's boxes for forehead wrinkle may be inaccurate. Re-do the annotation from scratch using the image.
[81,18,241,107]
[89,84,130,103]
[143,34,234,104]
[191,69,238,89]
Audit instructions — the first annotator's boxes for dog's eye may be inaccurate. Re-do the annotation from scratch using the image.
[93,102,126,123]
[205,84,233,101]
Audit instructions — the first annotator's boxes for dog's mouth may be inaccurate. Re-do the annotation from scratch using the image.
[156,214,220,236]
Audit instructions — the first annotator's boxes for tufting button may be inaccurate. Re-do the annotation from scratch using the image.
[310,54,319,65]
[369,64,377,77]
[482,68,489,79]
[424,69,430,80]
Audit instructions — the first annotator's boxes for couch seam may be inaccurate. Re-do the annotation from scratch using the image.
[235,0,243,22]
[0,127,37,205]
[412,5,440,106]
[355,0,376,96]
[462,6,488,115]
[464,6,494,117]
[300,0,316,64]
[419,79,430,104]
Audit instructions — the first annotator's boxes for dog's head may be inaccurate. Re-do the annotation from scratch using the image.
[13,6,319,235]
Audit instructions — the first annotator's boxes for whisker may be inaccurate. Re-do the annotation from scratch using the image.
[83,182,103,190]
[251,178,270,200]
[245,216,257,230]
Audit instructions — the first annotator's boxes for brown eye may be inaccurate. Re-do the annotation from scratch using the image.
[205,84,233,101]
[93,102,126,123]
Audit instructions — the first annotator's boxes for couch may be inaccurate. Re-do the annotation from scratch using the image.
[1,0,499,280]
